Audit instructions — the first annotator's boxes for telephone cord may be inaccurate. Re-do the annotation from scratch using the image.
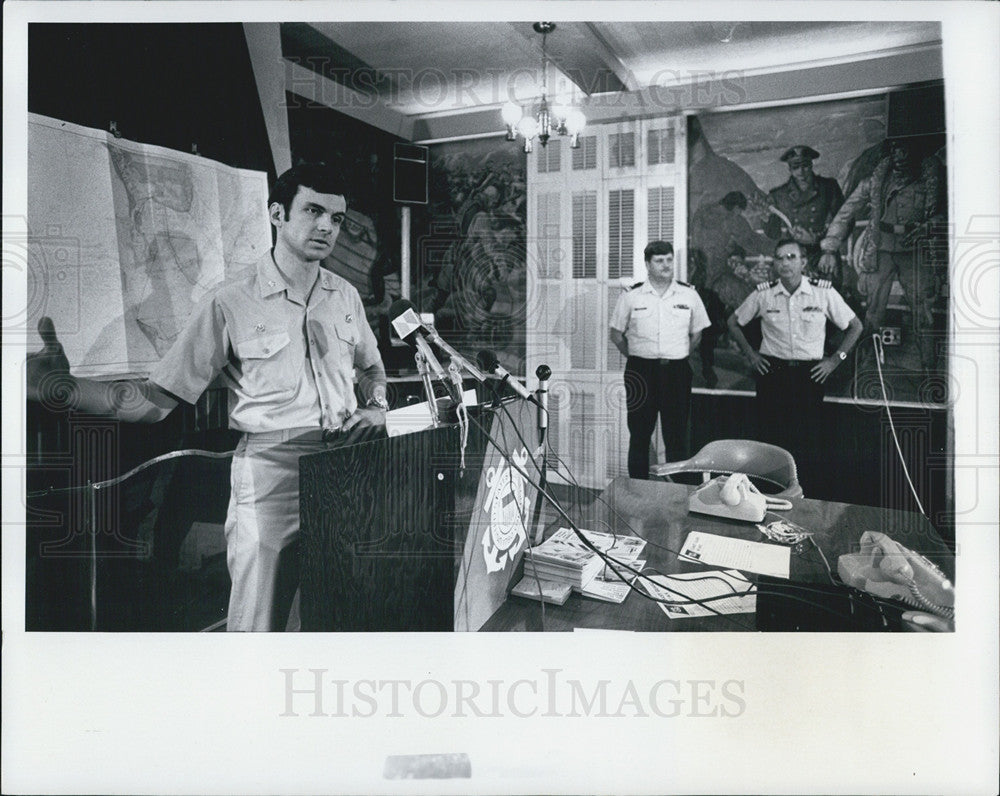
[871,334,927,516]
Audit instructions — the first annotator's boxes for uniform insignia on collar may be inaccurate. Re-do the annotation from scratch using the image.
[255,323,266,332]
[630,281,645,290]
[346,313,353,323]
[808,277,832,288]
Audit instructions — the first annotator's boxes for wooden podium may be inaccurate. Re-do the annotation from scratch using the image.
[298,399,540,631]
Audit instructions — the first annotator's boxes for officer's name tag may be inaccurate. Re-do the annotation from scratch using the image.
[674,304,689,310]
[803,306,822,312]
[766,309,781,313]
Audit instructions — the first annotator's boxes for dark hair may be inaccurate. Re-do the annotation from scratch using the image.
[719,191,747,211]
[774,238,802,255]
[644,240,674,261]
[268,162,348,219]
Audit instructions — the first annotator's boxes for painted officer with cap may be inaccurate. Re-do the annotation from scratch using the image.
[610,240,711,479]
[765,145,845,280]
[727,238,861,485]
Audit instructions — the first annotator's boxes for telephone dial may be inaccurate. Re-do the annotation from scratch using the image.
[838,531,954,619]
[688,473,793,523]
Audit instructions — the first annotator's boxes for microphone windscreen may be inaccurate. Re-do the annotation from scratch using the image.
[388,298,417,321]
[535,364,552,381]
[389,299,423,342]
[476,349,500,372]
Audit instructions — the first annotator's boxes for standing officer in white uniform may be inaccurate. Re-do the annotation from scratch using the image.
[728,238,861,480]
[610,241,711,479]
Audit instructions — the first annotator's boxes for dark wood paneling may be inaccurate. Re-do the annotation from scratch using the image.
[690,391,952,544]
[299,426,462,631]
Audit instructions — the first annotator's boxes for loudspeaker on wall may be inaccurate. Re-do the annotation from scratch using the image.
[393,142,428,205]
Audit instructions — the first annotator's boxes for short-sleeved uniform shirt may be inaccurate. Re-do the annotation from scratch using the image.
[733,277,856,361]
[609,280,711,359]
[150,251,381,433]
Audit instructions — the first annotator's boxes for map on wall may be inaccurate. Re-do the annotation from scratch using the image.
[27,113,271,377]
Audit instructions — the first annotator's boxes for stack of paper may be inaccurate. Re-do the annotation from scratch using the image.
[521,528,647,593]
[522,534,605,588]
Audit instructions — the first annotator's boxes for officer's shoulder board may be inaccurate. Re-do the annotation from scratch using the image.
[629,281,644,291]
[808,277,832,289]
[755,280,778,292]
[676,280,692,288]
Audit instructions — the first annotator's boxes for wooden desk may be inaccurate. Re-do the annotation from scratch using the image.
[480,477,955,632]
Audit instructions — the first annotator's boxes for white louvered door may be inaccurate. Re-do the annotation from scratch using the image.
[526,117,686,488]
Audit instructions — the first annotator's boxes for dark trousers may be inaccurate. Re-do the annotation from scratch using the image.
[754,357,824,484]
[625,356,693,479]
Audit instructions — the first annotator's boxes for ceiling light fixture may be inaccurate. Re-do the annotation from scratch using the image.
[502,22,585,153]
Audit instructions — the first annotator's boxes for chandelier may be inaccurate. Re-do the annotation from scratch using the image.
[502,22,585,153]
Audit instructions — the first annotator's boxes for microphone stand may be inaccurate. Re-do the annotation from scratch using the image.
[413,347,440,427]
[532,364,552,545]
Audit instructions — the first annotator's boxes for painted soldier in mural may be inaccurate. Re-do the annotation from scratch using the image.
[765,145,845,282]
[689,191,773,387]
[819,136,946,372]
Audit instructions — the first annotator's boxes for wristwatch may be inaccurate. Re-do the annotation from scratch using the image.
[366,394,389,410]
[837,351,847,361]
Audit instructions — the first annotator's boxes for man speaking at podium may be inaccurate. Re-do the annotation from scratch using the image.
[27,163,389,631]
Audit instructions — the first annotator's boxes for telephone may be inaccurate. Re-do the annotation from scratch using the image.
[837,531,954,619]
[688,473,792,523]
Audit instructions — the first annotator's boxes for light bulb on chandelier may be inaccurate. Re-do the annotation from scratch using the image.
[501,22,585,153]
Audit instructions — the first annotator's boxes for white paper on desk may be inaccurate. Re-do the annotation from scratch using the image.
[385,389,477,437]
[578,559,646,604]
[678,531,790,579]
[641,569,757,619]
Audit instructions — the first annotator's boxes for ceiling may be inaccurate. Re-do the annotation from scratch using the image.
[283,20,943,119]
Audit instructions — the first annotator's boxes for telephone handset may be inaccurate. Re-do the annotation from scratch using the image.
[688,473,792,523]
[837,531,954,618]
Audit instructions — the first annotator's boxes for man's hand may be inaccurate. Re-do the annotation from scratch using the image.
[810,356,841,383]
[816,252,838,277]
[342,405,386,433]
[26,317,73,404]
[791,225,817,245]
[746,350,770,374]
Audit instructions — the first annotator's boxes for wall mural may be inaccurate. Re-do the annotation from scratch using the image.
[415,138,527,377]
[687,89,949,405]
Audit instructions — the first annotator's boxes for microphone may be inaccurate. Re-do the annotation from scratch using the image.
[388,299,460,406]
[389,299,487,382]
[535,364,551,432]
[476,350,540,406]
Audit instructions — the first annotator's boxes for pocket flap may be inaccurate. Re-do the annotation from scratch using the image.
[234,331,291,360]
[334,322,358,347]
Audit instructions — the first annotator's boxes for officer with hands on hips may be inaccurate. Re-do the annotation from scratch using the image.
[727,238,861,481]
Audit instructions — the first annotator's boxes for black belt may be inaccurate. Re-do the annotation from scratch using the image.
[764,356,819,368]
[628,356,688,366]
[878,221,918,235]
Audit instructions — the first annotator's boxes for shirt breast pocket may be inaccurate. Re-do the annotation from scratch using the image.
[796,314,825,343]
[233,331,294,396]
[334,321,359,361]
